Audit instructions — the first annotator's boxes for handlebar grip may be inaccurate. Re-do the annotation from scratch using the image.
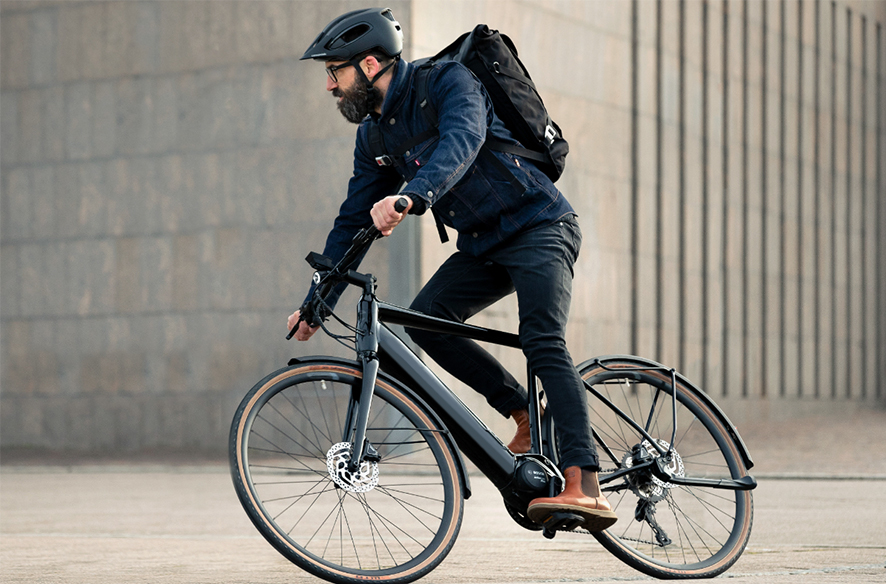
[394,196,410,213]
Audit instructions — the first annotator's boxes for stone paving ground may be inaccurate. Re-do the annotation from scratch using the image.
[1,409,884,584]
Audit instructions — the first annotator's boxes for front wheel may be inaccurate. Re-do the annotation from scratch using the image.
[579,357,754,579]
[230,360,464,584]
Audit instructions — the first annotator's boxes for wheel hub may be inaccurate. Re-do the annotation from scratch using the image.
[326,442,379,493]
[622,439,685,502]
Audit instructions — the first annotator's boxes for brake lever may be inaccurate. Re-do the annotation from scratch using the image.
[286,313,306,340]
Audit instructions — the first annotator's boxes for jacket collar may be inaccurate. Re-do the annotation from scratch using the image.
[373,59,412,123]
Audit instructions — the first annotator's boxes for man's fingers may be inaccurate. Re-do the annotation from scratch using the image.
[370,199,404,235]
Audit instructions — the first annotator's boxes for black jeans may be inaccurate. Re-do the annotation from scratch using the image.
[406,215,599,471]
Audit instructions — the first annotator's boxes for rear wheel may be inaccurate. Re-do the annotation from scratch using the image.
[230,361,464,584]
[579,357,753,579]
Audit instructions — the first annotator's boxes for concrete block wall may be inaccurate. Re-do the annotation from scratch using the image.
[410,0,886,434]
[1,0,884,455]
[0,0,412,453]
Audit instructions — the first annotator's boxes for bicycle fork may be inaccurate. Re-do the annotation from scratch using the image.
[344,281,381,473]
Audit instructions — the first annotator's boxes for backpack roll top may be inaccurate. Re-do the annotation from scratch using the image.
[457,25,568,183]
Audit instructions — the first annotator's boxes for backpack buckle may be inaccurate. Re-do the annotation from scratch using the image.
[375,155,394,167]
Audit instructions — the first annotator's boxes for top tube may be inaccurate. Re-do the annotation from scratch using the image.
[378,302,521,348]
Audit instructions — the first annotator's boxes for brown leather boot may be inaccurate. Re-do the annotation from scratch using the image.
[506,409,534,454]
[527,466,617,532]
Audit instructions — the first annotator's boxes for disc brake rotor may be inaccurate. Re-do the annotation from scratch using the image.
[622,439,685,502]
[326,442,379,493]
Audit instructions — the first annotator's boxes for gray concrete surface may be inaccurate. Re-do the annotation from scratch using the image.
[1,410,885,583]
[0,470,884,584]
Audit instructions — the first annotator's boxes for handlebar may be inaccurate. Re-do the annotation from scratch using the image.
[286,196,410,339]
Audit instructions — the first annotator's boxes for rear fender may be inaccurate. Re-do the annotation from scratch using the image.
[577,355,755,471]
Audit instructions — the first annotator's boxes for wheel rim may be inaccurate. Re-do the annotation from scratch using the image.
[235,366,460,578]
[583,366,752,575]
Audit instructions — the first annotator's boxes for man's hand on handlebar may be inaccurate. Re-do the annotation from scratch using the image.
[287,309,319,341]
[288,197,409,341]
[371,195,412,236]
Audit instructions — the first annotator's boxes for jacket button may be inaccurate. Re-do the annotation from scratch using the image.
[389,118,396,125]
[427,191,433,197]
[472,232,478,238]
[449,210,455,217]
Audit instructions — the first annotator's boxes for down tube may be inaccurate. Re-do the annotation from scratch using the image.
[377,325,516,488]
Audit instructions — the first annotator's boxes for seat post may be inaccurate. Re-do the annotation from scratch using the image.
[526,364,544,455]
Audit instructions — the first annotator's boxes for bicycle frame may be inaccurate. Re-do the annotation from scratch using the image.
[236,221,758,582]
[378,309,526,489]
[344,269,531,491]
[327,260,756,497]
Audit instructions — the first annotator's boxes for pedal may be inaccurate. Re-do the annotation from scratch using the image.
[540,511,585,539]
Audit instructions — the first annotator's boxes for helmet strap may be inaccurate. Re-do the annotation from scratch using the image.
[350,56,398,87]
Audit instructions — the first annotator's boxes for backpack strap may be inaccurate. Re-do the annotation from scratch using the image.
[366,121,391,167]
[430,209,450,243]
[368,65,437,168]
[484,137,549,165]
[414,65,438,128]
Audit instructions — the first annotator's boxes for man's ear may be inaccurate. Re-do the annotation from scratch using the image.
[363,55,381,78]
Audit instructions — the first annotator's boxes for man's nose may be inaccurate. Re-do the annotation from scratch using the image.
[326,76,337,92]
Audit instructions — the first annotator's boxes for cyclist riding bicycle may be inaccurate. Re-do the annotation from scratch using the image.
[288,7,616,531]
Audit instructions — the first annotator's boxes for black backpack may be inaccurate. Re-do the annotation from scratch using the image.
[369,24,569,184]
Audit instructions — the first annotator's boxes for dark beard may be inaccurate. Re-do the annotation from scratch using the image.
[334,82,384,124]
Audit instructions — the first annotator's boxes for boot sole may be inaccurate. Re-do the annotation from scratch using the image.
[527,502,618,532]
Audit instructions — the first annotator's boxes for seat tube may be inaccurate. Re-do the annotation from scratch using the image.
[527,364,543,454]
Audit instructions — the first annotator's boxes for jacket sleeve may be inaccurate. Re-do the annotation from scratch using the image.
[398,62,490,210]
[301,131,403,312]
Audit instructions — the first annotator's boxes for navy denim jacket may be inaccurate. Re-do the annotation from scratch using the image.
[309,59,574,308]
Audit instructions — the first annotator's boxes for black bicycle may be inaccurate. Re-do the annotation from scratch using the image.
[229,200,757,583]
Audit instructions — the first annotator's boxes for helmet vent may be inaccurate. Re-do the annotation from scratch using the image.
[330,24,371,49]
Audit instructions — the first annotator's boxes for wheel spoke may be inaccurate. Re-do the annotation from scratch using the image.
[231,366,462,581]
[580,361,752,578]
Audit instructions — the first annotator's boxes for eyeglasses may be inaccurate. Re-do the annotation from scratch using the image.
[325,61,355,83]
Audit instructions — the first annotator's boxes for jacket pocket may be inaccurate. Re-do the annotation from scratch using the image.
[402,136,438,173]
[506,153,549,191]
[442,165,501,234]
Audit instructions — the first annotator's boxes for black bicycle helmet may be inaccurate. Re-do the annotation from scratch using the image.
[300,7,403,62]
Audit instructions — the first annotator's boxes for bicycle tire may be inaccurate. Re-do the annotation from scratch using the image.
[230,360,464,584]
[578,357,753,579]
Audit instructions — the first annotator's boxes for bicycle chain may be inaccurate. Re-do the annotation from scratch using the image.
[569,527,663,547]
